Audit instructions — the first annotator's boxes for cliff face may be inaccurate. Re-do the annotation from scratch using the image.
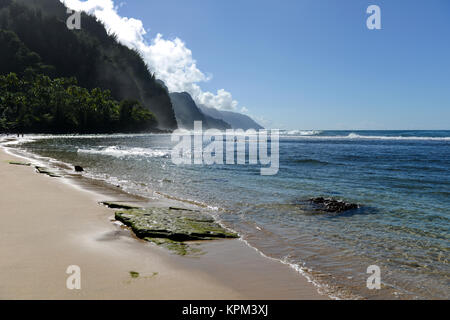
[199,105,263,130]
[169,92,231,130]
[0,0,178,130]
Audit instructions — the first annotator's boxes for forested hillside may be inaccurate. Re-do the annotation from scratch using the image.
[0,0,178,132]
[0,72,157,133]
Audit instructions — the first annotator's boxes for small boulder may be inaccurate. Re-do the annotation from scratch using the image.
[74,165,84,172]
[309,197,358,213]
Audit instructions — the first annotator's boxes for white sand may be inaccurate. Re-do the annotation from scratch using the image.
[0,147,326,300]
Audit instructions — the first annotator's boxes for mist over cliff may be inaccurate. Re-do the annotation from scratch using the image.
[169,92,231,130]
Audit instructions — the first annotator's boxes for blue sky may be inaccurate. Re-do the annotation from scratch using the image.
[114,0,450,130]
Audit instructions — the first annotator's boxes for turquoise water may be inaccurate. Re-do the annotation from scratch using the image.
[12,130,450,299]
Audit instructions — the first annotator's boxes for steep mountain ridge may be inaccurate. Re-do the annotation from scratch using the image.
[199,105,263,130]
[169,92,231,130]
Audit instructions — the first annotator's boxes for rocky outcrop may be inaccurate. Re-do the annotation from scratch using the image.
[309,197,359,213]
[115,207,238,241]
[114,207,239,255]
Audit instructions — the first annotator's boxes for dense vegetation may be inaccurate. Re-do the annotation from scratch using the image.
[0,0,178,132]
[0,72,156,133]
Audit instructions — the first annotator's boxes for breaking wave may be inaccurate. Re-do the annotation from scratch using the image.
[280,131,450,141]
[281,130,323,136]
[77,146,170,158]
[344,133,450,141]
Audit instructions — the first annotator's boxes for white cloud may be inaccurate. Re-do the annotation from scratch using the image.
[61,0,240,111]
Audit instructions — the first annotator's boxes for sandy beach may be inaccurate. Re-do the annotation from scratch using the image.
[0,145,325,300]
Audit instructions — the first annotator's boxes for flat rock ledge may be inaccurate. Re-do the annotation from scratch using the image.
[114,207,238,255]
[35,166,62,178]
[8,161,31,166]
[101,201,141,210]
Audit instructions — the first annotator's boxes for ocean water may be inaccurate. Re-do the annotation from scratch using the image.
[7,130,450,299]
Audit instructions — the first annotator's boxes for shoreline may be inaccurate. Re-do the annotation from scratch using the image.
[0,141,327,300]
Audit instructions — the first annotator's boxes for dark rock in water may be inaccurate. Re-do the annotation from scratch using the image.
[309,197,359,213]
[74,165,84,172]
[115,207,238,242]
[112,207,238,255]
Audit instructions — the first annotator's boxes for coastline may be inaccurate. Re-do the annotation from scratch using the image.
[0,143,326,300]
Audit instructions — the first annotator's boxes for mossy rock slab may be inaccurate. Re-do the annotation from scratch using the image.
[144,237,203,256]
[9,161,31,166]
[35,166,62,178]
[115,207,238,244]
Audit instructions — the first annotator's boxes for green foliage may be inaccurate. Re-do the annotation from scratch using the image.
[0,72,157,133]
[0,0,177,129]
[0,29,54,75]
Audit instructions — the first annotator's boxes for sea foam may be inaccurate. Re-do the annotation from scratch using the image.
[77,146,170,158]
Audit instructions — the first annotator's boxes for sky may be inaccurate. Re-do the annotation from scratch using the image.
[63,0,450,130]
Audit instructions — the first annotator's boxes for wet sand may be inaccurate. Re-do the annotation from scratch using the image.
[0,145,326,300]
